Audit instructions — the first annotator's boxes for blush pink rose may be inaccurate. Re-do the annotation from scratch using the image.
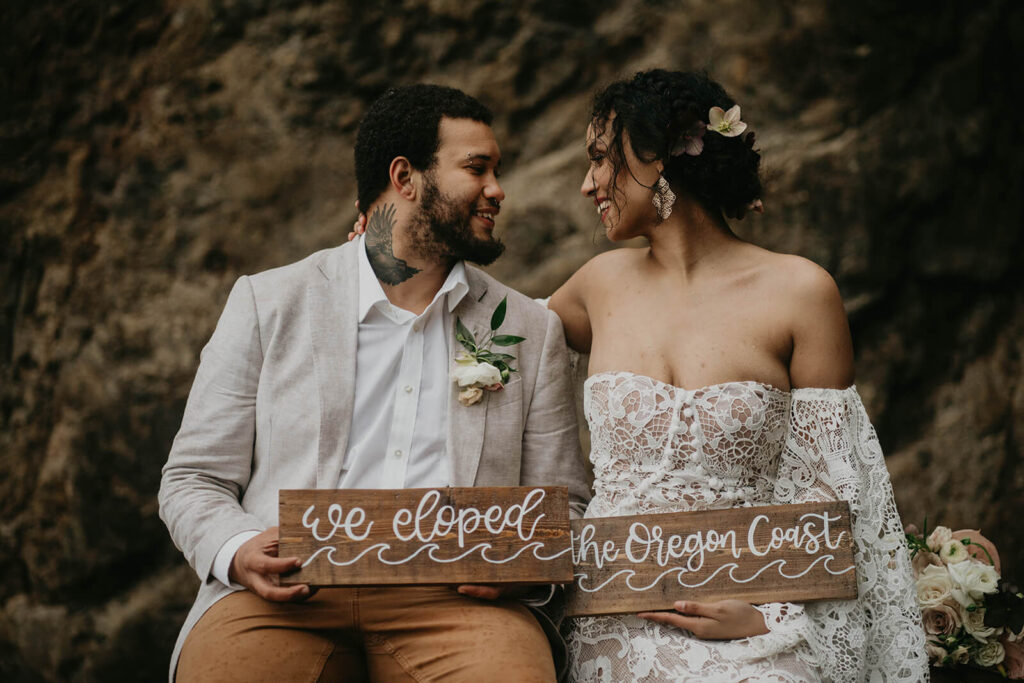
[912,550,943,576]
[951,529,1000,573]
[1003,637,1024,679]
[922,604,961,636]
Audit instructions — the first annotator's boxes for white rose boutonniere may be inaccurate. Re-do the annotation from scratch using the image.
[452,296,525,407]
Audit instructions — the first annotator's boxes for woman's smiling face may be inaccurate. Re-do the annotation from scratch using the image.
[580,114,663,241]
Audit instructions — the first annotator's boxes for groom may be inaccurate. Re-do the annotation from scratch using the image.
[159,84,590,681]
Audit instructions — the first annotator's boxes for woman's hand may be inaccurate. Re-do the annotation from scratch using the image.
[348,201,366,241]
[638,600,769,640]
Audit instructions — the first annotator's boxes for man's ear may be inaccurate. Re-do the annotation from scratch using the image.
[389,157,418,201]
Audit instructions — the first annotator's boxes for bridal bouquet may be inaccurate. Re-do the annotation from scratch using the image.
[905,522,1024,677]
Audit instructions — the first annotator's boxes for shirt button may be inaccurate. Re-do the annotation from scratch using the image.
[682,407,694,419]
[689,422,700,436]
[404,385,413,393]
[393,449,403,458]
[413,323,422,332]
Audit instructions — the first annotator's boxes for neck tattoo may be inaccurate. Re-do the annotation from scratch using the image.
[365,203,420,285]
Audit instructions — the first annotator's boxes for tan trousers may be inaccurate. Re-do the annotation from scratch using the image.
[176,586,557,682]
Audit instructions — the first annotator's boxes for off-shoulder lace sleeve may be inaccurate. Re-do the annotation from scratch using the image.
[769,386,928,682]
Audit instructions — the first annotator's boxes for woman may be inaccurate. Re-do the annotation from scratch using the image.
[550,70,926,681]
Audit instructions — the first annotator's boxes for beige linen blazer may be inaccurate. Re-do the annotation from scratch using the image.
[158,239,590,680]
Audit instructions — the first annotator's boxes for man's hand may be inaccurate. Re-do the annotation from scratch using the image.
[347,201,367,241]
[228,527,316,602]
[456,584,532,600]
[638,600,769,640]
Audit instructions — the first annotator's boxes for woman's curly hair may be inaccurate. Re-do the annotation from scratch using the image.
[590,69,761,220]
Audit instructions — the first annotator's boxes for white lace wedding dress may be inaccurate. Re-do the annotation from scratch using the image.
[567,371,928,682]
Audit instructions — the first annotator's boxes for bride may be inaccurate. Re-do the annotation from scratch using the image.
[549,70,927,681]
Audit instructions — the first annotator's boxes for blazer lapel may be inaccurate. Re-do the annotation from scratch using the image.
[309,242,359,488]
[447,268,492,486]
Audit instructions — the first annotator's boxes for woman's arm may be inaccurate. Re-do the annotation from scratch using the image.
[786,258,855,389]
[549,262,593,354]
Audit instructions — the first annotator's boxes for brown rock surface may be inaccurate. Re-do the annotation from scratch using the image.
[2,0,1022,679]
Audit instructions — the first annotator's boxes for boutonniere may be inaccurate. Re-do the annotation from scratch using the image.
[452,296,525,406]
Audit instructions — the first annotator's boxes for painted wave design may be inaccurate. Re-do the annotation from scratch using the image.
[302,541,572,568]
[573,554,855,593]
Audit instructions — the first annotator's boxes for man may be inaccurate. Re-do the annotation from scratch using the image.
[159,84,590,682]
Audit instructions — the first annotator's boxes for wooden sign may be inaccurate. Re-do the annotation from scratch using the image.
[565,501,858,617]
[278,487,573,586]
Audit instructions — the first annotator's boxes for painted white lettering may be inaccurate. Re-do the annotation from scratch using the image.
[748,514,771,556]
[625,522,653,563]
[302,503,373,542]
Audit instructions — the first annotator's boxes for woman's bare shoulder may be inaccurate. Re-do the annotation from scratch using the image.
[565,247,644,294]
[754,251,853,387]
[751,250,840,305]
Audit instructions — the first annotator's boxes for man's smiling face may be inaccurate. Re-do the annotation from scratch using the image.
[410,117,507,266]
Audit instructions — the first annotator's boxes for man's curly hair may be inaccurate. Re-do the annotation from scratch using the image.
[355,85,493,210]
[591,69,762,220]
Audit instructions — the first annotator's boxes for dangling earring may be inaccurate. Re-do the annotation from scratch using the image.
[652,175,675,220]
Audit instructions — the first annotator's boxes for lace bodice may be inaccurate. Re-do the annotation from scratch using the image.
[568,372,928,682]
[585,372,788,517]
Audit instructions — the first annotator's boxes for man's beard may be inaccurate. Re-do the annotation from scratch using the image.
[409,173,505,266]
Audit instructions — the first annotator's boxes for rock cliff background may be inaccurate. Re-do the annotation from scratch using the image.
[2,0,1022,679]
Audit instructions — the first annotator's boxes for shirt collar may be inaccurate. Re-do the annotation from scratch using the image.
[356,234,469,322]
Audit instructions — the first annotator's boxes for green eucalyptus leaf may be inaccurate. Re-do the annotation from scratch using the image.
[490,296,508,331]
[477,351,518,366]
[492,334,526,346]
[456,318,477,349]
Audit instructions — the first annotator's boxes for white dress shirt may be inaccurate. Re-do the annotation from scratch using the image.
[211,235,468,584]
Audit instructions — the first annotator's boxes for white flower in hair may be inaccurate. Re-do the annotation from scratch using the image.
[708,105,747,137]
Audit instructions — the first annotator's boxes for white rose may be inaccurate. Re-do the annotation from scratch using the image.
[939,539,969,564]
[950,645,970,664]
[451,359,502,387]
[948,560,1000,606]
[916,564,954,608]
[962,606,1002,643]
[973,640,1005,668]
[457,386,484,406]
[925,641,948,665]
[928,526,953,552]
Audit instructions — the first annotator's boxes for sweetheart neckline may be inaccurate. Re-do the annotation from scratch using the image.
[584,370,790,397]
